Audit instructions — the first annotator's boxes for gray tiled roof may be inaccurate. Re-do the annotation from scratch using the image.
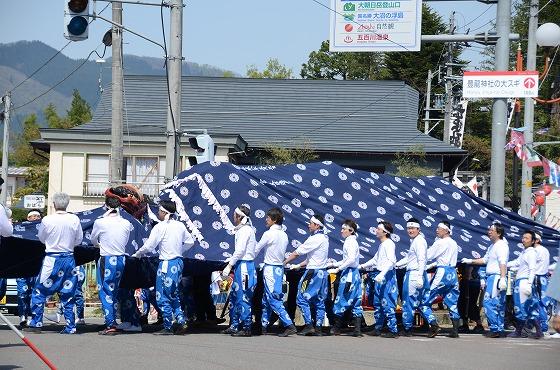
[75,75,464,154]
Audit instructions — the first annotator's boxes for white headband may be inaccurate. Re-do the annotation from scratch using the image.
[437,222,452,234]
[159,205,172,214]
[235,207,251,226]
[159,205,173,221]
[310,216,324,228]
[377,223,390,235]
[407,222,420,228]
[341,224,354,233]
[27,211,40,217]
[535,233,542,241]
[102,206,119,218]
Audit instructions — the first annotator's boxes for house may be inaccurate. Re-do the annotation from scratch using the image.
[0,167,29,207]
[32,76,466,213]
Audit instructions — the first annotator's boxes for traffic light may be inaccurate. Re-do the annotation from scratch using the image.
[64,0,90,41]
[188,134,215,166]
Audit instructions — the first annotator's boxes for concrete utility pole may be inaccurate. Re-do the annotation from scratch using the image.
[110,2,124,186]
[424,69,433,134]
[1,93,10,204]
[443,12,456,145]
[164,0,183,179]
[520,0,539,217]
[489,0,512,207]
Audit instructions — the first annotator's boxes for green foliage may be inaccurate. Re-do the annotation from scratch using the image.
[390,145,438,177]
[10,114,46,166]
[44,103,64,128]
[222,70,235,78]
[259,142,319,165]
[247,58,293,79]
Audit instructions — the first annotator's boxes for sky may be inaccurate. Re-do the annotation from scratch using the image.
[0,0,497,76]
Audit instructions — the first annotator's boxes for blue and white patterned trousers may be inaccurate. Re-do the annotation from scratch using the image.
[29,253,78,333]
[536,275,551,331]
[17,277,36,319]
[120,288,141,326]
[296,268,328,327]
[420,266,460,325]
[229,260,257,330]
[97,255,126,328]
[401,270,429,330]
[156,258,186,330]
[261,264,292,328]
[483,274,506,333]
[372,269,398,333]
[332,267,363,318]
[513,278,539,323]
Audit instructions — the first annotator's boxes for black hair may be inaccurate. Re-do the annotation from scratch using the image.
[407,217,420,226]
[490,222,505,239]
[343,219,358,235]
[312,214,324,228]
[105,197,120,210]
[523,230,536,244]
[266,207,284,225]
[159,200,176,214]
[379,220,393,235]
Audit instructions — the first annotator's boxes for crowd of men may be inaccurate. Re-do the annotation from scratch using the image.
[1,190,557,339]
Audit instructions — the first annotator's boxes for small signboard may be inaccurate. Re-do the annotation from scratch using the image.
[23,194,45,209]
[463,71,539,98]
[329,0,422,52]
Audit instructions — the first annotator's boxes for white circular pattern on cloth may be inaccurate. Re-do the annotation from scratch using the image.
[403,212,412,221]
[293,174,302,183]
[255,209,266,218]
[57,270,64,277]
[212,221,223,230]
[324,188,334,197]
[412,187,420,195]
[440,204,449,212]
[319,196,328,204]
[219,242,230,249]
[312,179,322,188]
[377,206,386,215]
[479,209,488,218]
[343,192,352,201]
[300,190,310,198]
[452,192,461,200]
[370,188,379,196]
[395,223,404,231]
[320,169,329,177]
[180,186,189,196]
[351,210,361,219]
[297,228,307,235]
[109,256,117,265]
[325,214,335,223]
[43,279,53,288]
[458,209,466,217]
[282,204,293,213]
[394,177,402,184]
[417,179,426,186]
[358,201,367,209]
[428,195,436,202]
[200,241,210,249]
[220,189,230,199]
[333,204,342,214]
[268,195,278,203]
[385,197,395,205]
[292,240,302,248]
[193,206,202,215]
[204,173,214,183]
[352,182,361,190]
[248,189,258,198]
[297,164,306,170]
[194,220,202,228]
[435,188,443,195]
[229,173,239,182]
[334,248,343,255]
[291,198,302,207]
[423,219,432,227]
[338,172,347,181]
[194,253,205,260]
[344,167,355,174]
[371,172,379,179]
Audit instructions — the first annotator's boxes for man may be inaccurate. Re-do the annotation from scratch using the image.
[132,200,195,335]
[419,221,460,338]
[221,205,257,337]
[90,196,134,335]
[394,217,428,337]
[24,192,83,334]
[359,221,398,338]
[462,221,509,338]
[534,232,552,337]
[284,214,329,336]
[17,210,41,328]
[254,208,296,337]
[0,183,14,311]
[506,230,540,338]
[328,219,362,337]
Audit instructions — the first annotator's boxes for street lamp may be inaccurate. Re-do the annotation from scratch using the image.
[536,23,560,47]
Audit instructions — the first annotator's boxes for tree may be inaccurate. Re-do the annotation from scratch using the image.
[247,58,293,79]
[11,114,46,167]
[44,103,64,128]
[390,146,438,177]
[48,90,92,129]
[258,142,319,165]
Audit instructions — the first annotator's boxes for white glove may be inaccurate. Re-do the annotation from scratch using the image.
[498,277,507,291]
[461,258,473,264]
[414,278,424,289]
[327,268,339,275]
[289,263,301,271]
[131,252,140,258]
[258,263,265,270]
[222,264,232,277]
[224,257,232,264]
[374,273,385,284]
[480,279,486,290]
[521,283,532,296]
[425,263,436,271]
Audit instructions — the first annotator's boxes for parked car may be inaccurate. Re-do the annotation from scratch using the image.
[0,278,18,315]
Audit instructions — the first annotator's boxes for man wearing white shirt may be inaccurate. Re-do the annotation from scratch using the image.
[284,214,329,336]
[534,232,552,336]
[90,196,134,335]
[506,230,540,338]
[462,221,509,338]
[419,221,460,338]
[24,192,83,334]
[254,208,296,337]
[359,221,398,338]
[328,219,363,337]
[221,205,257,337]
[395,218,428,337]
[132,200,195,335]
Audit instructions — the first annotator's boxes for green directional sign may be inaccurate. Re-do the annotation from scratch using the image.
[343,3,355,12]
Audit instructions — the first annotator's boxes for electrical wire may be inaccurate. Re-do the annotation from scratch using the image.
[8,2,111,95]
[457,5,495,31]
[12,44,107,111]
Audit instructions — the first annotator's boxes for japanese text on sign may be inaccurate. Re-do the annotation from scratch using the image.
[462,71,539,98]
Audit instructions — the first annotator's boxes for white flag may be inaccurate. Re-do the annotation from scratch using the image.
[452,176,465,189]
[467,177,478,196]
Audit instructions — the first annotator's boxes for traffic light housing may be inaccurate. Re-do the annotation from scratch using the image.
[64,0,90,41]
[188,134,215,166]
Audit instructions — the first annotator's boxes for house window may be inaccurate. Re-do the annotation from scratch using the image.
[85,154,109,196]
[125,157,164,197]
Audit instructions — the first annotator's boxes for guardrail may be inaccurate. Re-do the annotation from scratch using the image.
[83,180,165,197]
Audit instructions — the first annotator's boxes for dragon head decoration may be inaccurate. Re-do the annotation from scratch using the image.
[104,184,148,220]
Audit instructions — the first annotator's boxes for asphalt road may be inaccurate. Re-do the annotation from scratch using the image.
[1,316,558,370]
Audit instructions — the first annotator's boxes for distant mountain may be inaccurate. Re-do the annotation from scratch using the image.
[0,41,233,132]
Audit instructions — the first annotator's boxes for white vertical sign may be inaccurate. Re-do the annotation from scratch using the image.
[449,100,468,148]
[329,0,422,52]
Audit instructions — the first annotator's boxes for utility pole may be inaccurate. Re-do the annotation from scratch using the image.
[1,93,10,205]
[489,0,512,207]
[520,0,539,217]
[165,0,183,179]
[110,1,124,186]
[443,12,455,145]
[424,69,433,134]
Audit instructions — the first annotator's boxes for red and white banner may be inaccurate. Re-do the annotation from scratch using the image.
[463,71,539,98]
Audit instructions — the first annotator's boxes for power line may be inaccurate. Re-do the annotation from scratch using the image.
[457,5,495,31]
[8,2,111,95]
[12,44,107,112]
